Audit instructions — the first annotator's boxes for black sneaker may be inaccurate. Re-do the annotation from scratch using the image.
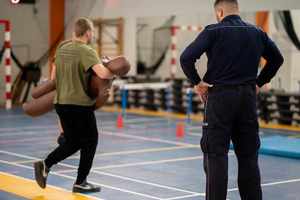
[73,180,101,193]
[34,161,49,189]
[57,134,66,146]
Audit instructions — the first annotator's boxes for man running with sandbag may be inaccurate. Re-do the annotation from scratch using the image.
[34,17,114,193]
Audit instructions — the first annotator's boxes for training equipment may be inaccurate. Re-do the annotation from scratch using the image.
[116,82,172,113]
[113,80,200,114]
[116,113,124,128]
[87,73,112,99]
[88,56,130,97]
[23,77,112,117]
[114,82,172,127]
[176,122,185,138]
[0,19,12,109]
[23,91,55,117]
[23,56,130,117]
[31,80,55,99]
[104,56,130,76]
[112,77,300,127]
[91,76,113,109]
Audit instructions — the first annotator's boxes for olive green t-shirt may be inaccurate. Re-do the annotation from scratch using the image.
[54,40,100,106]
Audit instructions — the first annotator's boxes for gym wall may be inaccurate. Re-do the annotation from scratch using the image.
[0,0,300,106]
[63,0,300,91]
[0,1,49,105]
[137,13,255,80]
[269,11,300,92]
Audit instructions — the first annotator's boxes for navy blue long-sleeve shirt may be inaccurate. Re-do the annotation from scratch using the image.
[180,15,284,87]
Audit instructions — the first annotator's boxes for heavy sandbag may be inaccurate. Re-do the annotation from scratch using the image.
[23,91,55,117]
[104,56,130,77]
[24,77,113,116]
[31,80,56,99]
[94,78,113,109]
[24,56,130,117]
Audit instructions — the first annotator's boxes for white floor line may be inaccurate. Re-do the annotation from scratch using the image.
[227,178,300,192]
[166,177,300,199]
[0,125,57,133]
[0,159,162,200]
[187,126,203,130]
[0,161,104,200]
[69,146,195,159]
[57,156,203,173]
[0,150,43,160]
[187,132,202,137]
[91,156,203,170]
[99,117,165,126]
[0,120,197,149]
[0,150,201,196]
[14,159,40,164]
[125,118,167,123]
[94,112,117,116]
[86,170,200,195]
[2,150,300,198]
[62,152,235,174]
[0,136,56,145]
[102,131,199,147]
[0,126,199,150]
[0,114,35,119]
[55,173,164,200]
[0,130,57,137]
[262,178,300,187]
[164,193,205,200]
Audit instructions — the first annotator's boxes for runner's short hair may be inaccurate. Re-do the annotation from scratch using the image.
[214,0,238,7]
[74,17,93,37]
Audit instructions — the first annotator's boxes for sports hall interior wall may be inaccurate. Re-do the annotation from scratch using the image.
[0,1,49,105]
[1,0,300,105]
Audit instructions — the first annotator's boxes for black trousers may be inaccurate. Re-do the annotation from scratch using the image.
[201,84,262,200]
[45,104,98,184]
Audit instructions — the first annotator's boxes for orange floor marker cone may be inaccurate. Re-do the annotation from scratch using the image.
[117,114,124,128]
[176,122,185,138]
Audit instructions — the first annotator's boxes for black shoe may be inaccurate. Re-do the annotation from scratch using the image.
[57,134,66,146]
[73,180,101,193]
[34,161,49,189]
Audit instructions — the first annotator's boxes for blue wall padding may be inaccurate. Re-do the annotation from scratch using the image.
[230,136,300,159]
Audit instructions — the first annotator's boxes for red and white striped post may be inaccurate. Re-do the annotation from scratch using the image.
[170,26,178,79]
[0,20,12,110]
[169,25,202,79]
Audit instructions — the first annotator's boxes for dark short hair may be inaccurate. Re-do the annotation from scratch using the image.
[214,0,238,7]
[74,17,93,37]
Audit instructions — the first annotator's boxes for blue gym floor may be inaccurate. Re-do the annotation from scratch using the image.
[0,108,300,200]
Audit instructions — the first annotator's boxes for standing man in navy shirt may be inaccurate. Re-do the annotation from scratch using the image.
[180,0,283,200]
